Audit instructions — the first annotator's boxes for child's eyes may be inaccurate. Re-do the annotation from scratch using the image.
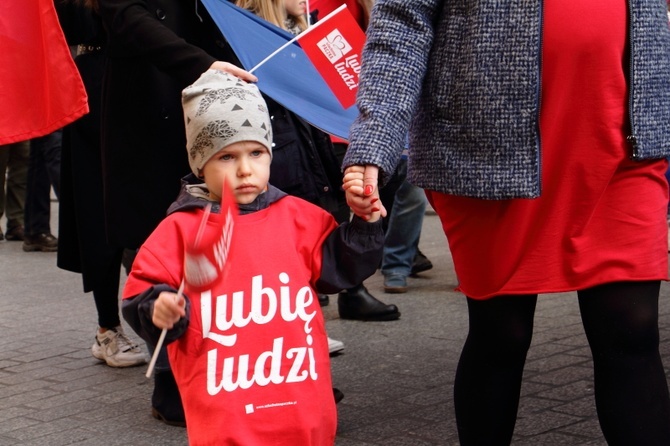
[217,150,264,160]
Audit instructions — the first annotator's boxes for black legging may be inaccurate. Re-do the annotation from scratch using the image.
[454,281,670,445]
[92,250,124,330]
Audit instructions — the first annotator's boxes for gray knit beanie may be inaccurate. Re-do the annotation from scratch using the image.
[182,69,273,175]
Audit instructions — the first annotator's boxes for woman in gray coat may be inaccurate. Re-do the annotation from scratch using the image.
[343,0,670,444]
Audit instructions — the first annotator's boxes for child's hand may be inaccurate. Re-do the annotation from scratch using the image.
[342,166,366,195]
[152,291,186,330]
[343,165,386,222]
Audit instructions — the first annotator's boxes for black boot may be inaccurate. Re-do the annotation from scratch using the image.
[338,285,400,321]
[152,370,186,427]
[410,249,433,276]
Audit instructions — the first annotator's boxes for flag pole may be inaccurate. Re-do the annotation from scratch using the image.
[306,0,311,26]
[249,4,347,74]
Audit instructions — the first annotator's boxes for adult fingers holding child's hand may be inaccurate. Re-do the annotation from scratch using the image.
[152,291,186,330]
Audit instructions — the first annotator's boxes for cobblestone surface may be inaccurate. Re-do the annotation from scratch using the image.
[0,203,668,445]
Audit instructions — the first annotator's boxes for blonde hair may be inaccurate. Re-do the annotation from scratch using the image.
[236,0,285,27]
[289,14,308,33]
[235,0,307,33]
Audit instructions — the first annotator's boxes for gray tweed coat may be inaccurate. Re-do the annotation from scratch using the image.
[344,0,670,199]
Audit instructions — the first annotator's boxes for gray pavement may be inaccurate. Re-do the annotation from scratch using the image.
[0,202,669,445]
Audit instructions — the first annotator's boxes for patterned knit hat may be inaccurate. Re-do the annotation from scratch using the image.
[182,69,273,175]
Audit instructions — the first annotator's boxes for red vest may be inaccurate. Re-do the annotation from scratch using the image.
[126,197,338,445]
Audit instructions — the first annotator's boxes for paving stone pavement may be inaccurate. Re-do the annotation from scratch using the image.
[0,202,669,445]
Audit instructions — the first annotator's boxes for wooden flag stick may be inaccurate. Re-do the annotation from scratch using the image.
[145,279,185,379]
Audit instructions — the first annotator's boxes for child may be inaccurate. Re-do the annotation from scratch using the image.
[121,69,383,445]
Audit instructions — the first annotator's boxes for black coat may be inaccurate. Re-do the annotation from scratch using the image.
[97,0,235,249]
[97,0,347,249]
[266,97,348,224]
[56,2,121,291]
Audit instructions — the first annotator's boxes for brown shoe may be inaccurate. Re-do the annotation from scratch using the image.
[5,225,24,241]
[23,233,58,252]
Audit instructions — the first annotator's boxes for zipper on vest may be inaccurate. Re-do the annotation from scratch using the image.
[626,0,640,159]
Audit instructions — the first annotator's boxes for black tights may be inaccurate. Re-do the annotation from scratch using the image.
[454,281,670,445]
[92,252,123,329]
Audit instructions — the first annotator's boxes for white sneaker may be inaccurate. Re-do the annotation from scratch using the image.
[328,337,345,355]
[91,326,147,368]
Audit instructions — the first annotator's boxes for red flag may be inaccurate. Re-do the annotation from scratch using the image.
[297,5,366,109]
[183,180,238,293]
[309,0,365,28]
[0,0,88,145]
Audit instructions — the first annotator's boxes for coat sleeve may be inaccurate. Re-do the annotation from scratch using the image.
[121,219,191,347]
[315,215,384,294]
[97,0,216,85]
[122,284,191,347]
[343,0,442,184]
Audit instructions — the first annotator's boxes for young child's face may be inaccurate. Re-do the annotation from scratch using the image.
[284,0,306,17]
[201,141,271,204]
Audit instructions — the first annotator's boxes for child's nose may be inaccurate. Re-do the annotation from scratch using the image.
[237,157,252,175]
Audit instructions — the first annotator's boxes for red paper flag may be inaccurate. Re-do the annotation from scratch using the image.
[297,5,366,109]
[0,0,88,145]
[183,180,238,293]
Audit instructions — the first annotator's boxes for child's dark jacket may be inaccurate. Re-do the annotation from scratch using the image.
[122,175,383,445]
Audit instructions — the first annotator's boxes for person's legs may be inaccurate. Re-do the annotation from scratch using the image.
[381,164,428,292]
[0,145,9,238]
[5,141,29,238]
[93,257,123,330]
[40,130,61,199]
[24,134,60,251]
[578,281,670,445]
[24,138,52,235]
[454,294,537,445]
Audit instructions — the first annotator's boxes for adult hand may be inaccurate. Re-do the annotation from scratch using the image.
[209,61,258,83]
[343,165,387,221]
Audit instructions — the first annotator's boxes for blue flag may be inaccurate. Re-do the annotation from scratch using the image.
[201,0,359,140]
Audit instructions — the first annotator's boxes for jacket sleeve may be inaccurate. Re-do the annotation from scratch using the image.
[122,284,191,347]
[343,0,442,185]
[315,215,384,294]
[97,0,216,85]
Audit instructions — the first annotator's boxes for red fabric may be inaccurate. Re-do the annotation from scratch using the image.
[125,197,338,445]
[309,0,364,142]
[428,0,669,299]
[299,6,366,109]
[310,0,364,28]
[0,0,88,145]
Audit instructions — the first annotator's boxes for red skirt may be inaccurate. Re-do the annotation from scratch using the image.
[428,0,669,299]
